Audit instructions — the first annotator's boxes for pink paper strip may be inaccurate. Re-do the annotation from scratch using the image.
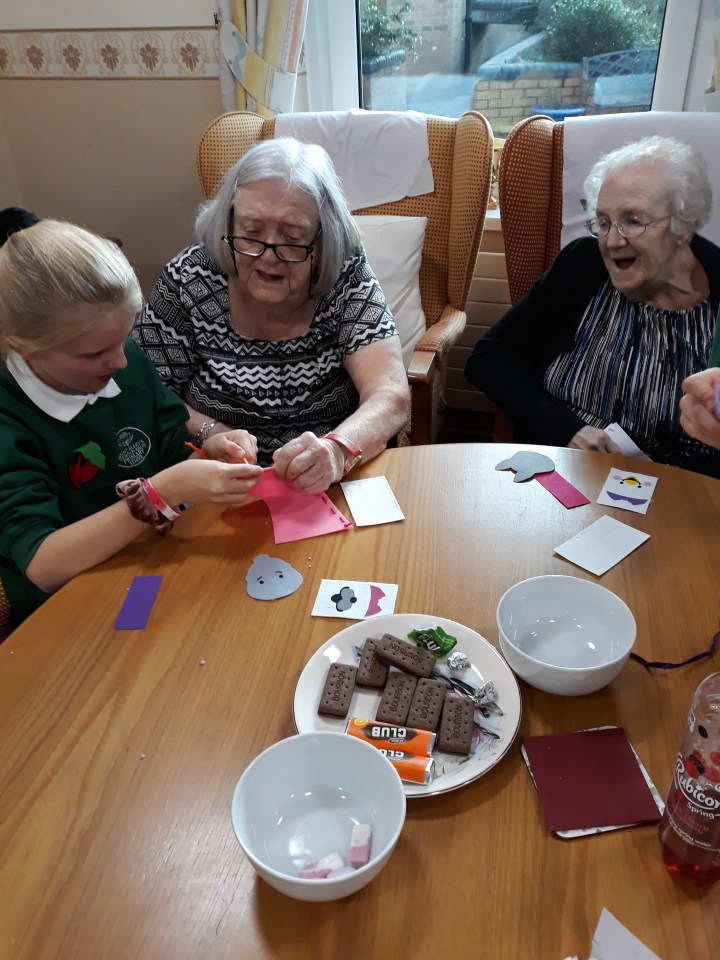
[535,470,590,509]
[251,468,353,544]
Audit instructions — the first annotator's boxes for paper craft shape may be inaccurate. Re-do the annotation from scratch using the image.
[495,450,555,482]
[246,554,303,600]
[554,515,650,576]
[340,476,405,526]
[591,908,662,960]
[496,451,590,508]
[311,579,398,620]
[535,470,591,508]
[251,467,352,544]
[604,422,652,460]
[597,468,657,515]
[114,575,163,630]
[522,727,662,833]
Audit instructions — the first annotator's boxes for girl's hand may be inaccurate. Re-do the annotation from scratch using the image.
[153,458,263,506]
[680,369,720,449]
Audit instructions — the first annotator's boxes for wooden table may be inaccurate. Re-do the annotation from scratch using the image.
[1,444,718,960]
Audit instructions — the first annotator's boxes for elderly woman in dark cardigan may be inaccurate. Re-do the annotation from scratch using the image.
[466,135,720,477]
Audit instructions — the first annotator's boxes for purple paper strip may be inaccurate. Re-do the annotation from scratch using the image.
[114,575,163,630]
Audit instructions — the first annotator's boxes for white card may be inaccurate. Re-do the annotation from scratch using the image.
[591,907,661,960]
[340,476,405,526]
[604,423,652,460]
[311,579,398,620]
[554,515,650,576]
[596,467,658,515]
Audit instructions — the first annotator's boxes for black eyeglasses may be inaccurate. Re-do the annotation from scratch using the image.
[222,233,318,263]
[585,215,670,239]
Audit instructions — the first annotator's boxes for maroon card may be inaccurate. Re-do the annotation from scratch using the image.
[522,727,661,833]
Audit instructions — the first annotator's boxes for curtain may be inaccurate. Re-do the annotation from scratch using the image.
[217,0,309,116]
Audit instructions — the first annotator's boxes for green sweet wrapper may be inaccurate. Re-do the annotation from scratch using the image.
[408,625,457,657]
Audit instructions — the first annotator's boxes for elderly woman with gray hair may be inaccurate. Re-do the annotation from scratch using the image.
[465,135,720,476]
[134,138,408,493]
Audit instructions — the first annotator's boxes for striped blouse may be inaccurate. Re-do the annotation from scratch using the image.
[543,280,716,467]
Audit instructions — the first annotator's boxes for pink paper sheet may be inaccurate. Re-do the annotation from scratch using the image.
[251,468,353,544]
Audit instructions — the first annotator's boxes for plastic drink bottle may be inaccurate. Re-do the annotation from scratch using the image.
[658,672,720,885]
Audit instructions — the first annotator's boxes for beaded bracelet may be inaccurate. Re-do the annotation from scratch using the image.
[195,419,216,447]
[116,478,176,536]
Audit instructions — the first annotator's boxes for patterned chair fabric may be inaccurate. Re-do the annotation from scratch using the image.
[498,114,565,305]
[196,110,494,445]
[493,114,565,440]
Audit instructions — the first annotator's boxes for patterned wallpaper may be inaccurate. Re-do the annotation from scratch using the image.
[0,28,219,79]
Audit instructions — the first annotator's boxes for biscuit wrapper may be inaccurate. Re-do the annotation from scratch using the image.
[345,717,436,756]
[379,750,436,785]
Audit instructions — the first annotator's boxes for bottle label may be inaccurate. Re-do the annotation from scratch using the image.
[674,757,720,812]
[666,755,720,852]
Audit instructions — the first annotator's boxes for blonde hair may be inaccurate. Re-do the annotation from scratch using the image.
[0,220,142,358]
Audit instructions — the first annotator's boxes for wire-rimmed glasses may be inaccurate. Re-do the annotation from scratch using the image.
[222,234,318,263]
[584,215,670,239]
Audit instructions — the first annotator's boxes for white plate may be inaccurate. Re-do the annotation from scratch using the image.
[293,614,522,798]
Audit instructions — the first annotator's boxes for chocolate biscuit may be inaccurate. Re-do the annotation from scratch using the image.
[438,692,474,755]
[375,671,418,724]
[356,637,390,688]
[318,663,357,718]
[375,633,435,678]
[407,678,446,731]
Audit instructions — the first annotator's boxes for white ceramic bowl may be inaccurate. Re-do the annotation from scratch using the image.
[496,575,636,696]
[231,731,406,901]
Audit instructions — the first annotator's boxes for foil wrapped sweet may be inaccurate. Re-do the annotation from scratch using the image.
[447,650,470,670]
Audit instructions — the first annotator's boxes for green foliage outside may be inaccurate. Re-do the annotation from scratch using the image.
[543,0,659,62]
[360,1,420,61]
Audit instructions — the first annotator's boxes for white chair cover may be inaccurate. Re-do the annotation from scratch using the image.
[275,108,434,209]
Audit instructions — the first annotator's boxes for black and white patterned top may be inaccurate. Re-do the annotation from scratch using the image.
[544,279,715,466]
[133,244,398,465]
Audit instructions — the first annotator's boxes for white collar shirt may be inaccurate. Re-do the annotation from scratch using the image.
[6,351,121,423]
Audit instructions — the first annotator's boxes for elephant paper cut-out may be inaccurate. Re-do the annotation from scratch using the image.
[246,554,303,600]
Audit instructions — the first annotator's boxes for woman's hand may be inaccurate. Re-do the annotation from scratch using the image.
[568,426,622,453]
[272,432,344,494]
[680,368,720,449]
[203,429,258,464]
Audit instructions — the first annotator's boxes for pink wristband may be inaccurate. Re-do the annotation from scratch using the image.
[141,479,181,521]
[116,478,174,537]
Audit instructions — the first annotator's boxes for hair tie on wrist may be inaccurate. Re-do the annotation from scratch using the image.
[116,478,177,536]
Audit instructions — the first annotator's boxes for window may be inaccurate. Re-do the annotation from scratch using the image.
[306,0,705,123]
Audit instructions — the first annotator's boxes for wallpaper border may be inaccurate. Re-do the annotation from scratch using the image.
[0,28,219,79]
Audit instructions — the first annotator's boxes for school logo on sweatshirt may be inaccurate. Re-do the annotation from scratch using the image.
[68,441,106,488]
[117,427,151,468]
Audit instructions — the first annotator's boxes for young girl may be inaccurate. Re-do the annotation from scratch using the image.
[0,219,262,624]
